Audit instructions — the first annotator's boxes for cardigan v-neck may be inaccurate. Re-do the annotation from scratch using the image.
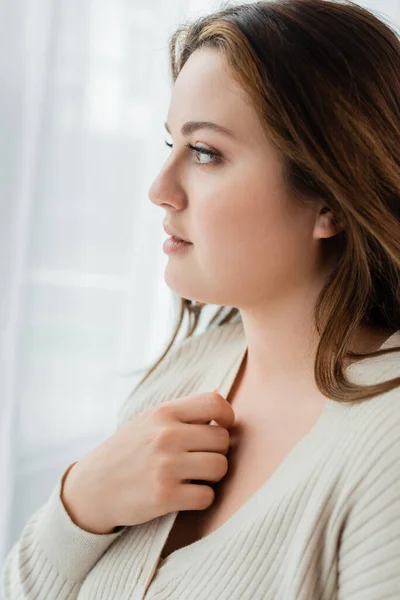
[153,343,340,577]
[2,319,400,600]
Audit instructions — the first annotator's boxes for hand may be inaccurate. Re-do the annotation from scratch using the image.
[61,390,235,534]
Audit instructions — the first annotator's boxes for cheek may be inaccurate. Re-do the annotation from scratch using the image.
[193,178,311,292]
[194,178,285,262]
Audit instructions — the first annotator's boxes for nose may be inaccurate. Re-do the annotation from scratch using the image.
[148,162,187,211]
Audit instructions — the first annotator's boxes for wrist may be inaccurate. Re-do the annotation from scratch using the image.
[60,461,115,535]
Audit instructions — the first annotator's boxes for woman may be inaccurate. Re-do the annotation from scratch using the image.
[2,0,400,598]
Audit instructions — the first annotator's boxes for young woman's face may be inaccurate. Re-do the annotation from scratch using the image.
[149,48,337,309]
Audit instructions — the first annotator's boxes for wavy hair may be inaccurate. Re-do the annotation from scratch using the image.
[130,0,400,404]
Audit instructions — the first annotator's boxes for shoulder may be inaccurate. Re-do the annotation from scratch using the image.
[353,386,400,447]
[346,332,400,436]
[116,317,244,427]
[338,382,400,499]
[148,316,244,378]
[327,335,400,488]
[167,316,244,364]
[336,384,400,594]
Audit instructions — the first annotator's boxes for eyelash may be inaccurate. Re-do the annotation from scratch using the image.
[164,141,221,167]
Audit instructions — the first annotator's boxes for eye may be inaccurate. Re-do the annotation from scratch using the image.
[164,141,221,167]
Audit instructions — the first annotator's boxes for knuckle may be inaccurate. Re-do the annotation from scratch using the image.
[153,403,170,419]
[152,424,175,450]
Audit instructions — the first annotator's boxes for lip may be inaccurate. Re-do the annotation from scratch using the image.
[163,222,192,243]
[163,237,193,254]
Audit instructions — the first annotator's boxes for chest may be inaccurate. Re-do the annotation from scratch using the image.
[159,427,270,560]
[159,398,325,561]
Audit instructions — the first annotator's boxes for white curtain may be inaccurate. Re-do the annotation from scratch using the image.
[1,0,399,587]
[0,0,224,576]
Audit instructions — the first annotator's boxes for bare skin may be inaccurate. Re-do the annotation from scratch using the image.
[148,47,394,561]
[160,328,393,560]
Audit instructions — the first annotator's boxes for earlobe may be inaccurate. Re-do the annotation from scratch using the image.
[315,207,344,238]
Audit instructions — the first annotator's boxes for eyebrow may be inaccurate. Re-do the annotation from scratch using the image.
[164,120,236,139]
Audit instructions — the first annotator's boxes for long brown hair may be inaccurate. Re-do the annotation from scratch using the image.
[130,0,400,404]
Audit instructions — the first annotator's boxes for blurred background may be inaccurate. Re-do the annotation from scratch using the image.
[0,0,399,585]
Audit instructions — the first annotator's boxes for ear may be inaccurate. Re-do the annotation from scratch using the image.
[313,205,344,239]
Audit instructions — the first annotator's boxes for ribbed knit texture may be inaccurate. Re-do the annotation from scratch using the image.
[1,318,400,600]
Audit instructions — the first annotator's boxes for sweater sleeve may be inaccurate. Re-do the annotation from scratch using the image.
[1,329,212,599]
[1,461,128,599]
[337,406,400,599]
